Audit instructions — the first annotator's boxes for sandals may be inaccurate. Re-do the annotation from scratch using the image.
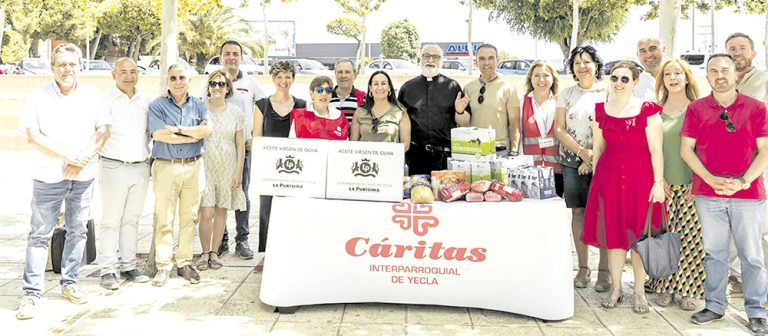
[655,293,674,307]
[208,251,223,270]
[594,270,611,293]
[633,294,650,314]
[573,267,591,288]
[197,252,210,271]
[600,290,623,309]
[680,297,698,311]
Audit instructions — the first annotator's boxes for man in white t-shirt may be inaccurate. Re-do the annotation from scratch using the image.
[16,43,111,320]
[634,37,665,101]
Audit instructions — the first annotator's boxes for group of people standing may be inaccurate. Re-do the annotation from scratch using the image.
[11,32,768,333]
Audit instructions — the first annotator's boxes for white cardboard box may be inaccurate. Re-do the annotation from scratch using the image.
[325,141,405,202]
[251,137,329,198]
[450,127,496,162]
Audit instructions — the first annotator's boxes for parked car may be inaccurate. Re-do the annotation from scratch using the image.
[82,60,113,75]
[497,59,533,76]
[16,58,52,75]
[284,58,332,76]
[144,58,199,76]
[602,60,644,76]
[204,55,264,75]
[364,58,420,76]
[441,60,469,75]
[679,52,708,76]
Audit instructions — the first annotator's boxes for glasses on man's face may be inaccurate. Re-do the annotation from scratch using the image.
[422,53,441,61]
[371,117,380,134]
[314,86,333,94]
[610,75,631,84]
[169,75,187,82]
[720,110,737,132]
[209,81,227,88]
[478,85,486,104]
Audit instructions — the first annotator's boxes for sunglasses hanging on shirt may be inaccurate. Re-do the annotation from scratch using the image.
[720,110,737,132]
[478,85,486,104]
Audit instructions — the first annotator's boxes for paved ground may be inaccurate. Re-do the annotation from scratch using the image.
[0,151,759,335]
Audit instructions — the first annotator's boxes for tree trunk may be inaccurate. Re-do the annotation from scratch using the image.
[262,3,269,75]
[570,0,581,53]
[0,6,6,59]
[30,38,40,57]
[357,16,367,73]
[659,0,679,58]
[467,0,473,76]
[132,35,143,60]
[559,41,570,61]
[127,37,137,62]
[90,29,103,60]
[765,12,768,70]
[160,0,178,95]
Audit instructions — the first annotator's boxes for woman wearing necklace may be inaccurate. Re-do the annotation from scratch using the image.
[521,60,563,197]
[290,75,349,140]
[350,70,411,150]
[649,59,704,311]
[198,70,247,271]
[582,61,665,314]
[251,61,306,272]
[554,45,610,293]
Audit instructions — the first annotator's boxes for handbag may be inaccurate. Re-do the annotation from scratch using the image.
[51,219,97,274]
[631,203,681,278]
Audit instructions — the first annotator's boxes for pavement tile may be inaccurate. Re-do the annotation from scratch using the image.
[405,324,475,336]
[277,304,344,323]
[159,298,226,319]
[218,300,279,323]
[538,306,601,329]
[0,279,61,296]
[244,272,262,284]
[592,307,674,331]
[611,330,683,336]
[468,308,537,326]
[270,321,340,335]
[406,305,471,325]
[338,323,407,336]
[471,326,544,336]
[540,327,612,335]
[655,305,749,335]
[344,303,407,324]
[228,283,263,303]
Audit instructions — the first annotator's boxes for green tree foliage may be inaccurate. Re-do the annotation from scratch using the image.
[477,0,633,58]
[636,0,765,20]
[1,29,27,63]
[334,0,387,71]
[380,18,419,63]
[327,17,363,43]
[100,0,161,59]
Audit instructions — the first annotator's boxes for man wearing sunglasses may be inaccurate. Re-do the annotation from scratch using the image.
[634,37,665,101]
[148,64,213,287]
[398,44,471,174]
[208,40,266,260]
[463,43,520,157]
[680,54,768,334]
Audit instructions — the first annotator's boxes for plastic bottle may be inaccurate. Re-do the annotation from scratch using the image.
[403,163,410,199]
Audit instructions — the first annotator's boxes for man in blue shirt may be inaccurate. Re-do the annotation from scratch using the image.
[148,64,212,287]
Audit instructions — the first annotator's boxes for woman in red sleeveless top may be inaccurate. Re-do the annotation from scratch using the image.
[290,76,349,140]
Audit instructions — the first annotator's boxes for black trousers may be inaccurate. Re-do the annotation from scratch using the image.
[406,145,449,175]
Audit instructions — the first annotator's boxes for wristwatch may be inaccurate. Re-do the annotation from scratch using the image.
[176,126,183,134]
[739,177,751,190]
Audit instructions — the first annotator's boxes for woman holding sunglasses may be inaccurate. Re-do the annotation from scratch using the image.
[251,61,306,272]
[350,70,411,151]
[289,76,349,140]
[649,59,704,311]
[582,61,665,314]
[198,70,247,270]
[554,45,610,293]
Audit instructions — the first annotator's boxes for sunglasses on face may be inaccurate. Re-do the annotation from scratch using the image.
[314,86,333,94]
[169,75,187,82]
[371,117,380,134]
[720,110,737,132]
[478,85,486,104]
[209,81,227,88]
[610,75,631,84]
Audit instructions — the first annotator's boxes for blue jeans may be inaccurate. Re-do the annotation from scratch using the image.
[695,196,768,318]
[23,179,94,297]
[224,150,251,244]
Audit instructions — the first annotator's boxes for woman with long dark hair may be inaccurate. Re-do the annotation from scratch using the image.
[350,70,410,150]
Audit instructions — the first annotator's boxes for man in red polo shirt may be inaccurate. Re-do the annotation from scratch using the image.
[680,54,768,334]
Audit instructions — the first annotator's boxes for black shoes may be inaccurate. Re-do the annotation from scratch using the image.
[236,241,254,259]
[217,241,230,256]
[100,273,119,290]
[690,309,724,325]
[748,318,768,335]
[177,265,200,284]
[121,269,150,283]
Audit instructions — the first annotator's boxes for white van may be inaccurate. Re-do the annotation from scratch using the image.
[679,53,709,76]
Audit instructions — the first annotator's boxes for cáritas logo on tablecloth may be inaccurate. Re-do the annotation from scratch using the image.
[275,155,303,174]
[391,203,438,236]
[351,158,379,177]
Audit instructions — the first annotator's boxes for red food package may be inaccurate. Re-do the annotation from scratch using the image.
[484,190,502,202]
[465,191,484,202]
[470,180,492,193]
[489,181,524,202]
[438,180,471,202]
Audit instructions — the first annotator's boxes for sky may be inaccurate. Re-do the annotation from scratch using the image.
[223,0,768,63]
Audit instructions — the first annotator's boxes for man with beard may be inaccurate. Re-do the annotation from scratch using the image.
[634,37,665,101]
[331,59,365,126]
[463,43,520,156]
[725,32,768,298]
[398,44,470,174]
[681,54,768,334]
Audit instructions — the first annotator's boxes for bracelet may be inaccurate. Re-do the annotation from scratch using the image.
[455,110,466,115]
[654,180,663,184]
[576,147,583,156]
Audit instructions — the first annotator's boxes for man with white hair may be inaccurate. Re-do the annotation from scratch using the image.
[397,44,470,174]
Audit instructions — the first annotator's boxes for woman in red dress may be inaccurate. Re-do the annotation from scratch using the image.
[583,61,665,314]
